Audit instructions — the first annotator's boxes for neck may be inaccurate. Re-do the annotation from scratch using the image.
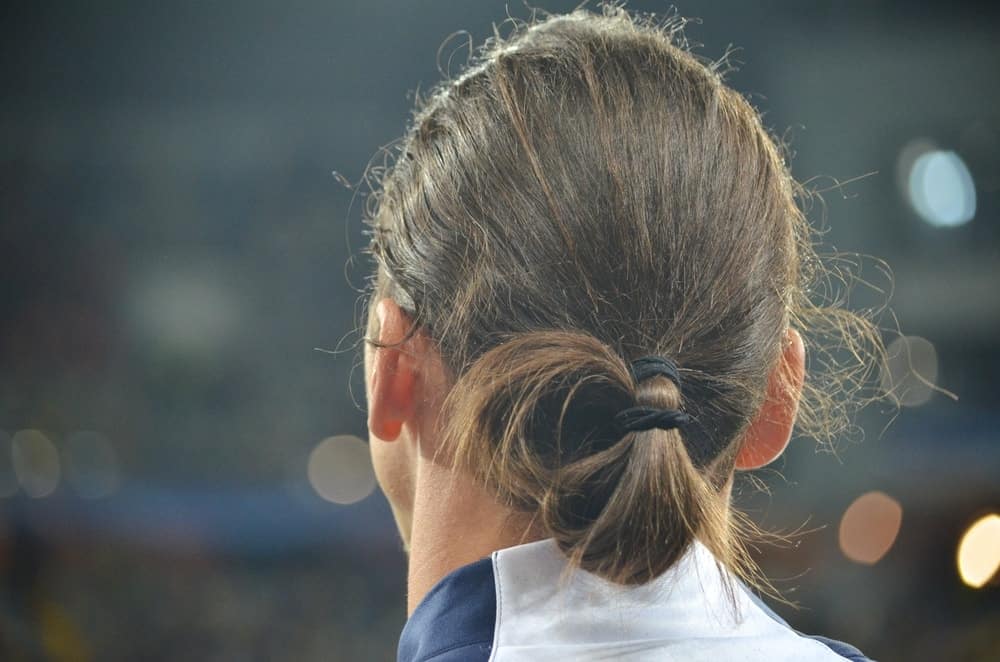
[405,459,542,615]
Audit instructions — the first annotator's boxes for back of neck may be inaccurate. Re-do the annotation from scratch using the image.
[406,461,543,615]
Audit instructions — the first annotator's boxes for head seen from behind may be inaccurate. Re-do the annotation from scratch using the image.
[362,7,874,597]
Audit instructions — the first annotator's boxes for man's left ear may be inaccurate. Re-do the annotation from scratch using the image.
[367,299,420,442]
[735,328,806,470]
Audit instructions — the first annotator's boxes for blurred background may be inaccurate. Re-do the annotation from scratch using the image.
[1,1,998,660]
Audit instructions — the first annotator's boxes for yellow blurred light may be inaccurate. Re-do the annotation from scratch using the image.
[839,491,903,565]
[307,435,376,505]
[11,429,61,498]
[957,514,1000,589]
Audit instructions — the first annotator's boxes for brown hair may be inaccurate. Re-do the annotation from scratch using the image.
[364,7,883,587]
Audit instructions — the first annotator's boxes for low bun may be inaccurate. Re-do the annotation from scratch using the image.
[441,331,734,585]
[441,330,633,506]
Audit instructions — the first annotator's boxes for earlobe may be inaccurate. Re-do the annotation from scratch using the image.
[367,299,419,442]
[735,328,806,470]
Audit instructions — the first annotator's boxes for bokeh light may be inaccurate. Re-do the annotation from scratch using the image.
[905,148,976,227]
[11,429,61,498]
[307,435,376,505]
[839,491,903,565]
[127,261,243,359]
[957,514,1000,589]
[880,335,939,407]
[64,430,121,499]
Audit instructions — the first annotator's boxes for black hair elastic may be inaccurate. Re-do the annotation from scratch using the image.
[615,356,691,433]
[628,356,683,388]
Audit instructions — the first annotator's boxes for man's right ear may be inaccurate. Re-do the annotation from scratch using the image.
[367,299,418,442]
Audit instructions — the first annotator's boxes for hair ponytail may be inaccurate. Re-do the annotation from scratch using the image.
[442,330,740,585]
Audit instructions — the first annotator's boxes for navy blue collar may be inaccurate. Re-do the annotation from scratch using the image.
[397,556,495,662]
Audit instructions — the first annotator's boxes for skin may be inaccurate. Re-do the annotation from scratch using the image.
[365,298,806,616]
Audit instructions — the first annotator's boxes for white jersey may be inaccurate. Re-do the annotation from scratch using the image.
[398,538,873,661]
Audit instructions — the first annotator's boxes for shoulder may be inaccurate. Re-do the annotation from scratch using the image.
[397,556,495,662]
[741,586,876,662]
